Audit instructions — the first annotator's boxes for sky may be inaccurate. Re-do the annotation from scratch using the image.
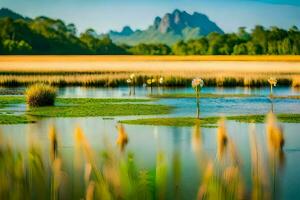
[0,0,299,34]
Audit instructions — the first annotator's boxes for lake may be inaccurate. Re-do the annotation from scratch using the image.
[1,86,300,199]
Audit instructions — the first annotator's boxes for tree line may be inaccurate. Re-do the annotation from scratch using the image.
[0,17,299,55]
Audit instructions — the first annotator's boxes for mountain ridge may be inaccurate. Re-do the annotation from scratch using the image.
[108,9,224,45]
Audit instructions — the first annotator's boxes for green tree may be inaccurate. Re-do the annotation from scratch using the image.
[186,38,208,55]
[237,27,251,41]
[251,25,268,54]
[172,40,188,55]
[233,43,248,55]
[246,42,263,55]
[3,39,32,54]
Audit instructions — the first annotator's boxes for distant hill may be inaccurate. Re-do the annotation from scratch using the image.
[0,8,31,21]
[108,9,224,45]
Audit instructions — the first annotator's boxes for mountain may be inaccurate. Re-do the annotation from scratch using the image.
[109,26,134,37]
[108,9,224,45]
[0,8,31,21]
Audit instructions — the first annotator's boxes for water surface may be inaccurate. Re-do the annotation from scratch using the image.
[1,86,300,199]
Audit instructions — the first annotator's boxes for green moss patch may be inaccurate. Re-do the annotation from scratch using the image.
[0,96,171,123]
[0,96,24,107]
[120,114,300,127]
[26,103,172,118]
[0,115,36,124]
[121,117,219,127]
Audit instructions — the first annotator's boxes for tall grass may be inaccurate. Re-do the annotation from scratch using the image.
[0,73,296,87]
[25,83,57,107]
[0,112,285,199]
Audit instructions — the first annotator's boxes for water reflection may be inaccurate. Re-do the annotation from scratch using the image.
[0,86,299,199]
[0,114,299,199]
[62,86,300,98]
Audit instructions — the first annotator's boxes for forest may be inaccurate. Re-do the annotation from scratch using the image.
[0,16,299,55]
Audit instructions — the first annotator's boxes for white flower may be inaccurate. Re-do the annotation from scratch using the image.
[147,79,156,85]
[159,77,164,84]
[130,74,135,80]
[192,78,204,88]
[126,79,132,84]
[268,77,277,86]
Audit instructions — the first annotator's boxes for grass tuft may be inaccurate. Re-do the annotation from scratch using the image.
[25,84,57,107]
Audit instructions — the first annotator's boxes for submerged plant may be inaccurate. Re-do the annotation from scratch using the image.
[192,78,204,119]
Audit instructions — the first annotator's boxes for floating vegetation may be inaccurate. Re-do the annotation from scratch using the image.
[0,96,172,124]
[120,114,300,127]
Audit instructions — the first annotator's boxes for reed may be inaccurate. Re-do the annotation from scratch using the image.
[0,113,286,199]
[0,72,296,88]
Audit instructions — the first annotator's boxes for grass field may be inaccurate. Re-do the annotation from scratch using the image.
[1,55,300,73]
[0,55,300,87]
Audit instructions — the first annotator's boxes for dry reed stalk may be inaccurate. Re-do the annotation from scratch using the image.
[116,124,129,152]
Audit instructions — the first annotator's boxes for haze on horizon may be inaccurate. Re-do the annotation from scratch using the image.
[0,0,300,34]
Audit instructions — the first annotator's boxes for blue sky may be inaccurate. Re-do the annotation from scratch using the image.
[1,0,299,33]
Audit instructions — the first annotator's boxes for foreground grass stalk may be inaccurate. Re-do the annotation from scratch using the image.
[0,112,286,199]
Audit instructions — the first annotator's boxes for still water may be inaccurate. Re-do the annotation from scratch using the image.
[1,86,300,199]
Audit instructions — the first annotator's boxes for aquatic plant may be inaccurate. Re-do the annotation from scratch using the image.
[159,77,164,85]
[147,77,156,93]
[268,77,277,96]
[25,83,57,107]
[197,119,245,200]
[0,72,295,88]
[266,112,285,198]
[192,78,204,119]
[116,124,129,152]
[0,112,287,199]
[217,119,229,161]
[249,124,270,200]
[127,73,136,95]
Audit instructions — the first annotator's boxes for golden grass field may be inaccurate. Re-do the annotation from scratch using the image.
[0,55,300,74]
[0,55,300,87]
